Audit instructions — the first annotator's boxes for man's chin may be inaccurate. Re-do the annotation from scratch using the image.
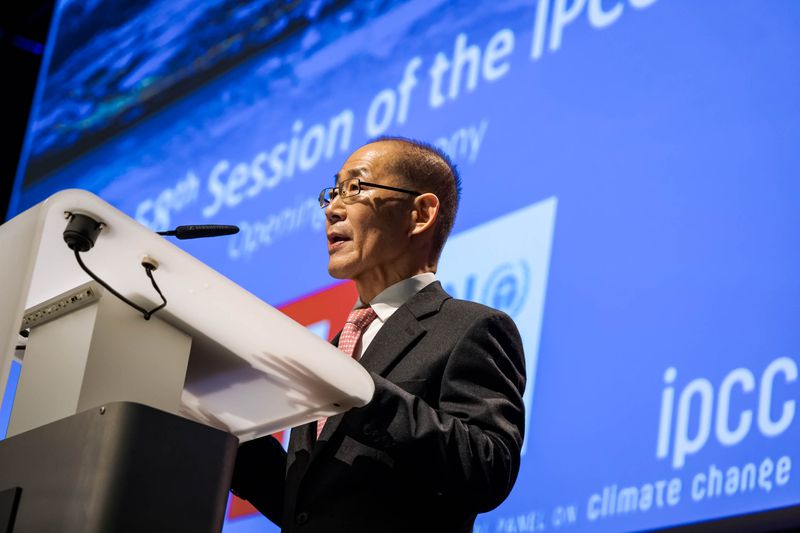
[328,270,349,280]
[328,261,356,280]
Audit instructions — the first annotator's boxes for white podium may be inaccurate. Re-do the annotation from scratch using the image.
[0,189,373,439]
[0,189,375,532]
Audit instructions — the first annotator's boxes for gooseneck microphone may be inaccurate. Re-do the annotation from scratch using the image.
[157,225,240,239]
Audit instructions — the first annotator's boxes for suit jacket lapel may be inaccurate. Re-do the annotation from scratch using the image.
[357,305,424,375]
[315,306,425,442]
[316,282,450,442]
[362,281,450,373]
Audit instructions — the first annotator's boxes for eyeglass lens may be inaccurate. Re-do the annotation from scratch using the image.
[321,178,361,207]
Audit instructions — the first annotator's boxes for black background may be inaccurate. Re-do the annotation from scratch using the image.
[0,1,54,221]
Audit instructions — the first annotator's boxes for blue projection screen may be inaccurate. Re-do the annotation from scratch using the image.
[5,1,800,531]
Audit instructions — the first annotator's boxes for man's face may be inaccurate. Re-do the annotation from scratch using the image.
[326,142,413,282]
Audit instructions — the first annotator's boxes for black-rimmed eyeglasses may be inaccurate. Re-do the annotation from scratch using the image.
[318,177,421,208]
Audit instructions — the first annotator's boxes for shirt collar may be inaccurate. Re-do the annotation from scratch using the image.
[355,272,437,323]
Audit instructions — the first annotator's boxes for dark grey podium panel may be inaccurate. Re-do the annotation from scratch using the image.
[0,402,237,533]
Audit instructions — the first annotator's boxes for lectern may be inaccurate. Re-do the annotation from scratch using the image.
[0,190,374,532]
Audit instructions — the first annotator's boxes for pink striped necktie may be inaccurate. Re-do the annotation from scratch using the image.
[316,306,378,440]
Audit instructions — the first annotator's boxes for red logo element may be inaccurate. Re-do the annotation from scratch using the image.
[279,280,358,340]
[227,493,259,520]
[227,280,357,521]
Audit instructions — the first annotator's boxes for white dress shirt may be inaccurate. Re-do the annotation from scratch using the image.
[351,272,437,360]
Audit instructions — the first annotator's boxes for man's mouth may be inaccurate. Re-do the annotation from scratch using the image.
[327,231,351,251]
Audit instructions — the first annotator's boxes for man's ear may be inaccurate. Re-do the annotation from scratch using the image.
[409,193,440,236]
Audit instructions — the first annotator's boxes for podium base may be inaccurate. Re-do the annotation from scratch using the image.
[0,401,237,533]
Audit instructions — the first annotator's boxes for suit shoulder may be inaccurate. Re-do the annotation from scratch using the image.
[413,282,518,332]
[439,297,517,326]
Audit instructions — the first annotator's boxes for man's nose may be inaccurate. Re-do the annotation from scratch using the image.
[325,195,345,222]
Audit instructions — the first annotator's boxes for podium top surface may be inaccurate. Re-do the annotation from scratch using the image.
[0,189,374,441]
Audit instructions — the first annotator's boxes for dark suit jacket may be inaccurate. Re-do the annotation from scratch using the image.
[231,281,526,532]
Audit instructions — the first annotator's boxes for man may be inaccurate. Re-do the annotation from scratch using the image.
[231,137,526,532]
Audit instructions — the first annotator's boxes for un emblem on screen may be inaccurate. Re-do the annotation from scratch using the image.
[445,260,530,318]
[482,261,530,318]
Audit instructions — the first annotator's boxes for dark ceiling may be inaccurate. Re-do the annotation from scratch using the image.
[0,1,55,220]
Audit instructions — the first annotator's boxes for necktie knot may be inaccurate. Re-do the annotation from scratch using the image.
[346,306,378,329]
[338,307,377,358]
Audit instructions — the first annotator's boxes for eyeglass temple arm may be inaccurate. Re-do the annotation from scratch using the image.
[359,181,421,196]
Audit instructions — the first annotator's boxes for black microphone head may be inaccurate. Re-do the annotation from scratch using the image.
[173,225,239,239]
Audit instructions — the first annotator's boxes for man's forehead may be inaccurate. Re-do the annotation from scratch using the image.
[334,166,368,184]
[334,142,399,184]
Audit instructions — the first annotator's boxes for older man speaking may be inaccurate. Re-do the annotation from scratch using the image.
[231,137,526,532]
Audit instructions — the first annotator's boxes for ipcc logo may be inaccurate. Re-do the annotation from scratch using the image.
[445,260,530,317]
